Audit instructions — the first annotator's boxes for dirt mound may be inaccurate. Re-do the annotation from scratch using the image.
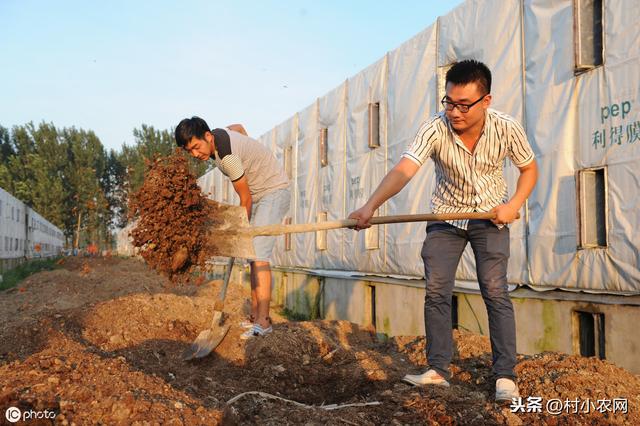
[0,331,223,425]
[129,152,213,283]
[1,257,639,425]
[516,352,640,425]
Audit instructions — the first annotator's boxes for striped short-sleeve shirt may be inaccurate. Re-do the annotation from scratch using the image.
[402,109,535,230]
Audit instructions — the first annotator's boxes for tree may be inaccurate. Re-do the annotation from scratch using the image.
[61,127,108,249]
[103,149,128,230]
[28,123,67,229]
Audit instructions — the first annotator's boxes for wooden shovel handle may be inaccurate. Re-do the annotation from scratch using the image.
[247,212,519,237]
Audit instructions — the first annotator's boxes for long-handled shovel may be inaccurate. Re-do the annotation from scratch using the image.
[202,199,518,259]
[184,200,520,359]
[181,256,235,361]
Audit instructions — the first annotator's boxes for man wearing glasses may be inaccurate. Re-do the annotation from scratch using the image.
[348,60,537,401]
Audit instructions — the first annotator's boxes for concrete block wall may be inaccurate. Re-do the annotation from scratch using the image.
[322,278,372,326]
[373,283,425,337]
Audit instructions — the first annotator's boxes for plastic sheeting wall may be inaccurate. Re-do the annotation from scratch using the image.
[272,117,297,267]
[293,104,320,268]
[318,83,348,269]
[385,24,439,277]
[0,187,25,259]
[525,0,640,293]
[197,0,640,294]
[344,57,387,271]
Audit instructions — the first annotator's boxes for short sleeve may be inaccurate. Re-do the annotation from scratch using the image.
[219,154,245,182]
[401,116,442,165]
[507,120,535,167]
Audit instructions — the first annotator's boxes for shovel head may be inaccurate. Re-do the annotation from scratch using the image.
[182,311,231,361]
[202,230,256,259]
[202,200,257,259]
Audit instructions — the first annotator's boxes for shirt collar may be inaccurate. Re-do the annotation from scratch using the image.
[444,109,491,137]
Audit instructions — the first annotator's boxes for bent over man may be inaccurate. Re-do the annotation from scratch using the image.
[175,117,290,339]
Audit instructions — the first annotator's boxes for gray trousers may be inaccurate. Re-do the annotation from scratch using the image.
[420,220,517,381]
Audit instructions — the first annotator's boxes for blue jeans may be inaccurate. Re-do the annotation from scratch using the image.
[420,220,516,381]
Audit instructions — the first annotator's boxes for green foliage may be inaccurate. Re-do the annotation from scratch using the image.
[0,258,61,291]
[0,121,207,252]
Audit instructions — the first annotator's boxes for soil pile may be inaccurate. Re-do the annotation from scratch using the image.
[129,153,212,283]
[1,257,638,425]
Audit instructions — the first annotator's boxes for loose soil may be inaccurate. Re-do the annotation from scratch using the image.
[1,257,639,425]
[128,153,213,283]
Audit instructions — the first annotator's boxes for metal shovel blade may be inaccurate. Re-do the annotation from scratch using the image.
[181,312,231,360]
[202,229,256,259]
[202,200,256,259]
[182,257,235,361]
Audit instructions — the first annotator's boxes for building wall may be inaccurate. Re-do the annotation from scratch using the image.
[1,187,64,269]
[197,0,640,293]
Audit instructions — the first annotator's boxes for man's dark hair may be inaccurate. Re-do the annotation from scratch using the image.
[175,116,211,147]
[445,60,492,95]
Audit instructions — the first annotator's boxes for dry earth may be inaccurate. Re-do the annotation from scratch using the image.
[1,257,638,425]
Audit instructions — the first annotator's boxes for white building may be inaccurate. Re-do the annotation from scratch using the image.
[0,187,64,271]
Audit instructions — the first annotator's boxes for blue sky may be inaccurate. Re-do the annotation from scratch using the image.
[0,1,462,152]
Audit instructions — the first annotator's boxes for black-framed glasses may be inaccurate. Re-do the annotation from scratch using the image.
[441,94,487,113]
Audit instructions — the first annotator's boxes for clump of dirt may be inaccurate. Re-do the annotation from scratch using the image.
[129,152,212,283]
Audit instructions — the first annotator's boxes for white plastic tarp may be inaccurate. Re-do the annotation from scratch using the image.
[318,83,347,269]
[525,0,640,293]
[197,170,216,200]
[580,0,639,291]
[0,188,26,259]
[385,24,439,277]
[116,222,137,257]
[271,117,297,267]
[344,56,388,272]
[293,103,320,268]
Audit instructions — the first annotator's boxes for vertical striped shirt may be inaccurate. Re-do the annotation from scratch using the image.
[402,109,535,229]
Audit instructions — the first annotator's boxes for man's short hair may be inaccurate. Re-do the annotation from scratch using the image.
[446,60,492,95]
[175,116,211,147]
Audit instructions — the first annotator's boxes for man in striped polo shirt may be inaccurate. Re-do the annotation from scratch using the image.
[349,60,537,401]
[175,117,291,340]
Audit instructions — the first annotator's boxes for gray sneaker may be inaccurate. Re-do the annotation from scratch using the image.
[495,378,520,402]
[402,369,450,387]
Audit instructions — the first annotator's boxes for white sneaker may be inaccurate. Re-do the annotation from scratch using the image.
[402,369,450,387]
[239,320,254,329]
[240,324,273,340]
[495,378,519,402]
[240,316,271,329]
